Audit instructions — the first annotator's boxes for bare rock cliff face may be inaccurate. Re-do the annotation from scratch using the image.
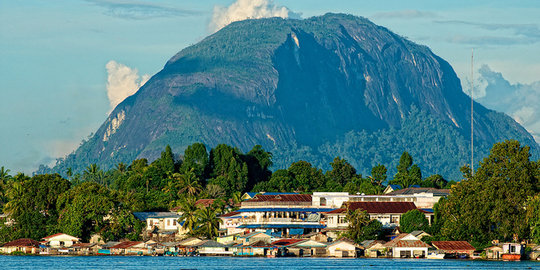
[47,14,538,179]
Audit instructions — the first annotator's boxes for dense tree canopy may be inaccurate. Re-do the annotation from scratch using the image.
[400,209,429,233]
[1,140,538,245]
[436,140,539,244]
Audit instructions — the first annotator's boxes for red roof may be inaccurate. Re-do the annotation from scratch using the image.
[271,239,305,247]
[384,234,431,248]
[219,211,240,218]
[431,241,475,251]
[195,199,215,207]
[326,202,417,214]
[110,241,143,249]
[2,238,40,248]
[42,233,64,239]
[248,194,312,203]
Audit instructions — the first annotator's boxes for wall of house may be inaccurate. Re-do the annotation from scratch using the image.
[392,247,427,258]
[327,242,356,257]
[49,239,76,248]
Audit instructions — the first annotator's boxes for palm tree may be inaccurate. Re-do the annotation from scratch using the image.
[0,166,11,204]
[177,169,202,197]
[4,181,25,217]
[0,166,11,182]
[177,196,199,233]
[83,164,102,183]
[195,206,222,239]
[162,180,178,202]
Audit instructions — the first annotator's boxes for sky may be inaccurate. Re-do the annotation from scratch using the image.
[1,0,539,174]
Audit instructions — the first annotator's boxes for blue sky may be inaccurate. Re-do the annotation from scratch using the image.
[1,0,539,174]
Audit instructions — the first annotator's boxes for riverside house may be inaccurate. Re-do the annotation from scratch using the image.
[0,238,41,254]
[42,233,80,248]
[431,241,476,257]
[384,233,431,258]
[326,238,362,257]
[133,211,185,241]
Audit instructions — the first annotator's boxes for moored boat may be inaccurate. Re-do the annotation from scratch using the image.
[427,252,445,259]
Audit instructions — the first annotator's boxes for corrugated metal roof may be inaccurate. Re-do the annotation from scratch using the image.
[219,211,240,218]
[271,239,304,247]
[2,238,40,247]
[384,234,430,248]
[237,224,326,229]
[110,241,143,249]
[326,202,417,214]
[248,194,312,203]
[236,208,335,213]
[431,241,475,251]
[195,199,215,207]
[388,187,450,196]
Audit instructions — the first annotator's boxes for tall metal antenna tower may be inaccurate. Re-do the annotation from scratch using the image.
[470,49,474,174]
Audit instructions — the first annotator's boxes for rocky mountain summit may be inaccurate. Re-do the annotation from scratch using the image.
[44,13,538,180]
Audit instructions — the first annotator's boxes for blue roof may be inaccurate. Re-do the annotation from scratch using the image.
[245,192,258,198]
[389,184,402,190]
[133,212,182,221]
[236,208,336,213]
[238,224,326,229]
[419,208,434,213]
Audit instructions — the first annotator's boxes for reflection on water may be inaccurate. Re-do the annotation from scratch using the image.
[1,256,537,270]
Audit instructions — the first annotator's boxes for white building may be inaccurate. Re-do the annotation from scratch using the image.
[42,233,80,248]
[384,233,431,258]
[133,212,185,240]
[325,201,418,229]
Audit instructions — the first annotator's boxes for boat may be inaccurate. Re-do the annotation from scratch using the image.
[427,252,445,259]
[502,254,521,261]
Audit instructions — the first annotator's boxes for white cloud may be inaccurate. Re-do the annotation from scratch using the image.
[105,60,149,110]
[209,0,301,33]
[475,65,540,143]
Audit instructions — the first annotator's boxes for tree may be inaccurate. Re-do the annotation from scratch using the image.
[400,209,429,233]
[101,208,144,241]
[390,151,422,188]
[176,169,202,197]
[244,145,273,191]
[253,169,292,192]
[526,194,540,244]
[288,161,325,192]
[345,208,382,242]
[422,174,448,189]
[57,182,114,242]
[193,206,222,239]
[370,164,387,187]
[3,174,70,241]
[157,145,175,175]
[326,157,357,186]
[209,144,249,196]
[436,140,539,244]
[180,143,209,181]
[177,196,199,233]
[205,184,226,198]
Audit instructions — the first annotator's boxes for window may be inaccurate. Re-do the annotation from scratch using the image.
[320,198,327,206]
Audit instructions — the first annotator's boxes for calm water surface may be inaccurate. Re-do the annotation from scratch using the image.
[1,256,538,270]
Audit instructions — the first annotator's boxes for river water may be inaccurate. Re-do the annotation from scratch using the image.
[1,256,538,270]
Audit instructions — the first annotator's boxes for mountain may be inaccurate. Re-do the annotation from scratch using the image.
[42,13,539,180]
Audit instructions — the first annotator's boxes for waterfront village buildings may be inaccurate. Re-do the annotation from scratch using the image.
[1,187,536,259]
